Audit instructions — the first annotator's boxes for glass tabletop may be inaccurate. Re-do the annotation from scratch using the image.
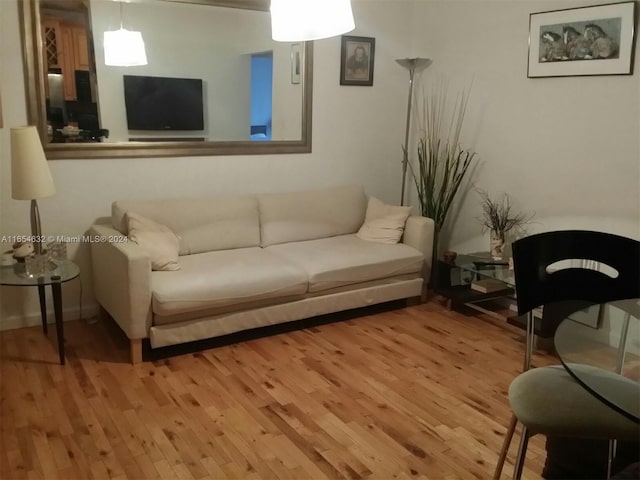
[554,299,640,423]
[0,260,80,286]
[453,251,515,287]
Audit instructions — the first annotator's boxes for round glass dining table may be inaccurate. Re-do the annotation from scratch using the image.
[554,298,640,424]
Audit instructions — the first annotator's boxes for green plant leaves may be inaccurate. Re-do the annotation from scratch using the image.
[408,81,476,233]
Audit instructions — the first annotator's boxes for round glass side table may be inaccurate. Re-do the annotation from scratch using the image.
[0,260,80,365]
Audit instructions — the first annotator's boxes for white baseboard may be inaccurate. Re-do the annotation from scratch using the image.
[0,303,100,331]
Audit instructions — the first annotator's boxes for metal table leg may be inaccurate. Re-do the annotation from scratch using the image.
[51,276,65,365]
[37,283,47,334]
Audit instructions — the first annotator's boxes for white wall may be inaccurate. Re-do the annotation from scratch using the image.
[1,0,638,330]
[272,43,303,140]
[408,0,640,254]
[0,0,414,329]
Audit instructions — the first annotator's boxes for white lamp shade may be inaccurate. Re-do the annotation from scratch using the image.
[11,126,56,200]
[104,28,148,66]
[271,0,355,41]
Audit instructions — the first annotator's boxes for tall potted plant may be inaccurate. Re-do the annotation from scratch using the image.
[406,80,477,262]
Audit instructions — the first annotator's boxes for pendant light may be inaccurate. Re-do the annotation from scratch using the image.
[104,1,148,66]
[271,0,355,42]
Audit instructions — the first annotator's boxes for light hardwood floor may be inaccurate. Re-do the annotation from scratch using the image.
[0,300,555,479]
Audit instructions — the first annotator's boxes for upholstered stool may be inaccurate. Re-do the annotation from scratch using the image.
[493,231,640,480]
[508,364,640,478]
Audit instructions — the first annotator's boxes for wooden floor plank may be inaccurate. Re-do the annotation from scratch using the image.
[0,300,556,479]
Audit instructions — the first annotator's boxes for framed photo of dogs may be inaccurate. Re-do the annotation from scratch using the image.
[528,1,636,77]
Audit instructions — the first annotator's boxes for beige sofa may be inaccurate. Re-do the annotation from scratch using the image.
[89,185,434,363]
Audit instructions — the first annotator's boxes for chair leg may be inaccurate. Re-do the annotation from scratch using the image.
[607,439,617,479]
[513,426,530,480]
[523,311,535,371]
[493,415,518,480]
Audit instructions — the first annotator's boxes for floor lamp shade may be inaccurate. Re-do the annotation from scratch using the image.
[11,126,56,200]
[104,29,148,66]
[271,0,355,41]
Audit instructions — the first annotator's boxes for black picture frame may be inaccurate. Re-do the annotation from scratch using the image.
[528,1,637,78]
[340,35,375,86]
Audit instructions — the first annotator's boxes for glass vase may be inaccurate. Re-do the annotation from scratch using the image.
[490,229,506,260]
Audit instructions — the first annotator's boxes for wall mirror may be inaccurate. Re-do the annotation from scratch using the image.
[20,0,313,159]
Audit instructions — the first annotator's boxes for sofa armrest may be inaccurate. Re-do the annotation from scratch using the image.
[403,216,435,281]
[89,223,152,340]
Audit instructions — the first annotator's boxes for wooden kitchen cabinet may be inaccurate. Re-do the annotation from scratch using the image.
[42,16,90,101]
[72,26,90,71]
[42,17,63,69]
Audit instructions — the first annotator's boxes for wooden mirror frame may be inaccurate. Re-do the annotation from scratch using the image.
[19,0,313,159]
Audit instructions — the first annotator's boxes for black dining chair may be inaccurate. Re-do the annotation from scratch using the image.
[494,230,640,480]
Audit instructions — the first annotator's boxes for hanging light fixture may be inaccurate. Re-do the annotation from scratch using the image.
[271,0,355,42]
[104,1,148,66]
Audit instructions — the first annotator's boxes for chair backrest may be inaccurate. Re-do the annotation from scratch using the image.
[512,230,640,316]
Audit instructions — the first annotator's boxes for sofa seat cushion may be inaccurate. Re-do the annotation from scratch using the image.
[151,248,308,316]
[266,234,424,293]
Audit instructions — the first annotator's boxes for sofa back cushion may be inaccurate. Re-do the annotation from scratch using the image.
[257,185,367,247]
[112,196,260,255]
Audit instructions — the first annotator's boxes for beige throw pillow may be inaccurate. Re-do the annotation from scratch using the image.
[127,211,180,271]
[356,197,412,244]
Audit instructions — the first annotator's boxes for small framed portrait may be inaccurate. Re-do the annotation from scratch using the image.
[291,43,301,84]
[528,1,636,78]
[340,35,375,86]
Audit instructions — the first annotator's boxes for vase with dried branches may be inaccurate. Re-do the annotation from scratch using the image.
[405,79,477,268]
[476,189,534,260]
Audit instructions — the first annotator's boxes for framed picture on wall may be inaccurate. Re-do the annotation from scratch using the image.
[528,1,637,78]
[340,35,376,86]
[291,43,301,84]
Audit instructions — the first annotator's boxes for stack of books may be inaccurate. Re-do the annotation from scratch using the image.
[470,278,509,293]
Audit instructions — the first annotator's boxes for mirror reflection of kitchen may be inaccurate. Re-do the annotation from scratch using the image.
[41,0,107,143]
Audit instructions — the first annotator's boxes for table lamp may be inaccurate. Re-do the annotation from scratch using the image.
[11,126,56,257]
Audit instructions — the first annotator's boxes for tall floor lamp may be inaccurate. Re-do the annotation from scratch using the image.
[396,57,431,206]
[11,126,56,256]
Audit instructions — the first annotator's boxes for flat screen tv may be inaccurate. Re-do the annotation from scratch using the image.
[123,75,204,131]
